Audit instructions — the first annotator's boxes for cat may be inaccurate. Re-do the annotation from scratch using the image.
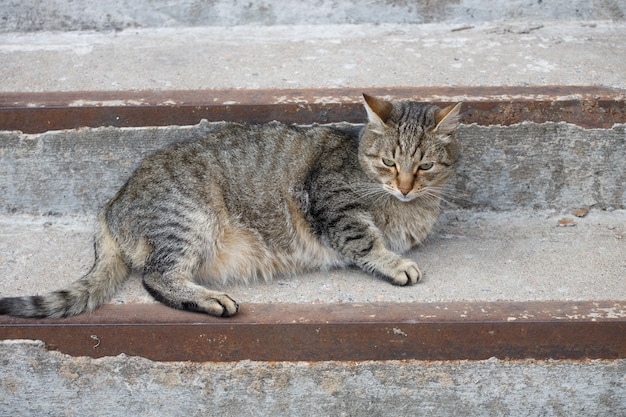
[0,94,461,318]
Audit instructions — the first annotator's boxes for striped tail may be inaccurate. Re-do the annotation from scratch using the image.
[0,214,130,318]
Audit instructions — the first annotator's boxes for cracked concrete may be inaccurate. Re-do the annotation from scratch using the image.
[1,340,625,417]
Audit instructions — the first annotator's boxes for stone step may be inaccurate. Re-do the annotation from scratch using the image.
[2,22,625,93]
[1,14,625,416]
[1,87,624,363]
[3,0,624,32]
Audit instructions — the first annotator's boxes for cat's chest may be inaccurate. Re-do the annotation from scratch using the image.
[375,201,440,254]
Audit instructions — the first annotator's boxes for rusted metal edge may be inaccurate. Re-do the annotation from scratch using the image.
[1,301,624,362]
[1,86,625,133]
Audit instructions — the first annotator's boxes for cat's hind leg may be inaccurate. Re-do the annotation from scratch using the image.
[129,201,240,316]
[142,267,239,317]
[139,234,239,317]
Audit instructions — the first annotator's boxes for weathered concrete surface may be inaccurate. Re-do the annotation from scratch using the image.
[2,208,624,305]
[1,340,624,417]
[0,122,212,215]
[1,5,625,414]
[2,0,624,32]
[458,122,626,211]
[1,120,624,305]
[1,122,624,215]
[1,21,626,92]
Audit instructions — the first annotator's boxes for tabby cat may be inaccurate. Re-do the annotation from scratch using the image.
[0,94,461,318]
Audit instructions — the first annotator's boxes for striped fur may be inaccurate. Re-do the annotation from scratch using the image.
[0,95,461,318]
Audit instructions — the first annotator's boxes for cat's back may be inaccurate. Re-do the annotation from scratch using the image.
[196,121,356,174]
[106,122,357,275]
[131,122,351,178]
[110,122,358,218]
[185,122,359,193]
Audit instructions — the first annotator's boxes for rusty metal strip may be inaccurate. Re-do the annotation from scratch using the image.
[1,86,625,133]
[1,301,624,362]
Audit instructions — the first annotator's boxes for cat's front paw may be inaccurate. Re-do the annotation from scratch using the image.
[387,259,423,286]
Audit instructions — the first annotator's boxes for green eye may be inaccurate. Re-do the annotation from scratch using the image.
[382,158,395,167]
[419,162,434,170]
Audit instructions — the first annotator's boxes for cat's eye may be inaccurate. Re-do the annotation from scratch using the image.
[419,162,434,170]
[382,158,395,167]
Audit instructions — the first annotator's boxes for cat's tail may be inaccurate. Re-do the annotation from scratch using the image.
[0,213,131,318]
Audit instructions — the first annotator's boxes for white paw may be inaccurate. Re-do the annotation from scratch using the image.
[389,259,422,286]
[201,293,239,317]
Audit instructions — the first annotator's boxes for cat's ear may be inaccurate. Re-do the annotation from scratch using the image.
[433,103,462,136]
[363,94,393,133]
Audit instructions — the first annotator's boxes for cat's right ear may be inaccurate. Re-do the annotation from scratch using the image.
[363,94,393,134]
[432,103,462,136]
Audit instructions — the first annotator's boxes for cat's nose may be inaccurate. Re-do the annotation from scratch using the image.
[397,175,413,196]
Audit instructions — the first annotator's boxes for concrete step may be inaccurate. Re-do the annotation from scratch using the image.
[3,0,625,31]
[1,87,624,307]
[1,21,625,92]
[1,338,623,416]
[1,209,624,306]
[1,16,625,417]
[1,92,624,366]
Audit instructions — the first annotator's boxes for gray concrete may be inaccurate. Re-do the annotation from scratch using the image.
[2,0,625,32]
[1,120,625,304]
[1,341,625,417]
[1,21,626,92]
[2,122,625,215]
[1,4,625,415]
[2,208,625,305]
[1,121,623,417]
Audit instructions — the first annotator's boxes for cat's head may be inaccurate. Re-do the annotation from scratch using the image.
[358,94,462,203]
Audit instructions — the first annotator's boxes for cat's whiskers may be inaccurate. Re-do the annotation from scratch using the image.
[330,182,391,205]
[416,186,470,209]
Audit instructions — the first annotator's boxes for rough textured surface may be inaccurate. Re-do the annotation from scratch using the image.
[1,21,626,92]
[1,341,624,417]
[1,3,625,413]
[1,122,625,214]
[458,122,626,211]
[1,209,624,305]
[0,122,211,214]
[1,120,624,305]
[2,0,625,31]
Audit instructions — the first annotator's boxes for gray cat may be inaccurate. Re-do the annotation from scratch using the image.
[0,94,461,318]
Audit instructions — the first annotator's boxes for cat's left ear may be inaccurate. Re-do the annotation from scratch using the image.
[432,103,463,136]
[363,93,393,134]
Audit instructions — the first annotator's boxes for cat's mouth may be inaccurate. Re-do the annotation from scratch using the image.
[386,185,436,203]
[393,193,418,202]
[384,187,420,202]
